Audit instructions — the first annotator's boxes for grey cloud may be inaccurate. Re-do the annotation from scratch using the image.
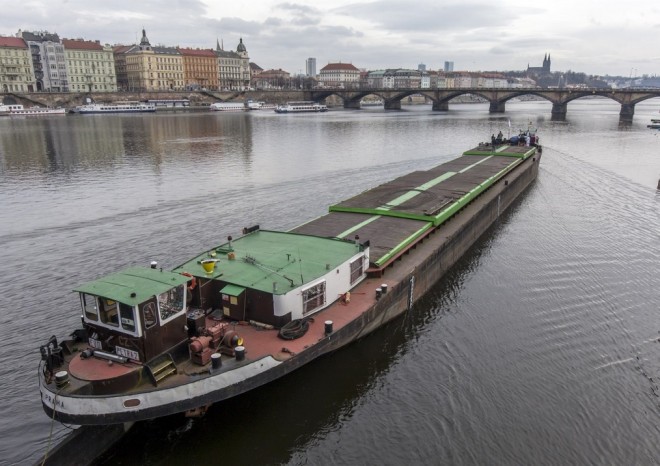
[335,0,516,31]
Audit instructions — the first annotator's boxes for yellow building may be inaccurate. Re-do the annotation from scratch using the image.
[179,48,218,90]
[123,30,184,91]
[62,38,117,92]
[0,36,35,92]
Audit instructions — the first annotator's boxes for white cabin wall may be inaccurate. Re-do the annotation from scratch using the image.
[272,248,369,320]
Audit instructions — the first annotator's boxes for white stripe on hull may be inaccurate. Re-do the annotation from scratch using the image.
[41,356,281,419]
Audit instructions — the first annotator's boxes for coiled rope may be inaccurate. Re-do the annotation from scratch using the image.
[278,317,313,340]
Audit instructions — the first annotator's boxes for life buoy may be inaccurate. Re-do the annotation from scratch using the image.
[181,272,197,292]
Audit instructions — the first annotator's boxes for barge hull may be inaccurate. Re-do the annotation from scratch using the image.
[42,149,540,425]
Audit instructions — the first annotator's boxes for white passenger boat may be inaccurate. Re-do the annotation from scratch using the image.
[74,102,156,114]
[274,101,328,113]
[246,100,276,111]
[209,102,247,112]
[0,104,66,116]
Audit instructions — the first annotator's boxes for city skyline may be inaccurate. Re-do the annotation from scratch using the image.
[2,0,658,77]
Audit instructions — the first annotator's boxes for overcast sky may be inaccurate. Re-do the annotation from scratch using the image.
[2,0,658,77]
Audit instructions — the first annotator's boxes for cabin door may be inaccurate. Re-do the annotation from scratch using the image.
[140,299,165,361]
[220,285,246,321]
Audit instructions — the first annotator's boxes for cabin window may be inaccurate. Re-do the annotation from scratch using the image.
[119,303,136,332]
[99,299,119,327]
[302,281,326,315]
[141,302,157,329]
[157,284,185,323]
[350,255,365,285]
[81,293,98,321]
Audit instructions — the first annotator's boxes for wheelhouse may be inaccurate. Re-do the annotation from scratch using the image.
[74,267,191,362]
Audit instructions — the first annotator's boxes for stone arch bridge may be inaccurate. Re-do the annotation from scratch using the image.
[308,87,660,122]
[3,88,659,122]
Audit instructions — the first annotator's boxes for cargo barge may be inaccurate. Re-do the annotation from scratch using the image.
[39,141,541,426]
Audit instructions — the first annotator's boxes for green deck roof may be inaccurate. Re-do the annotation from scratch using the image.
[73,266,190,306]
[173,230,362,295]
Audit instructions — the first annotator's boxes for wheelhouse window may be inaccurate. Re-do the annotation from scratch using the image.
[81,293,98,321]
[302,281,326,315]
[158,284,185,323]
[99,298,119,327]
[141,301,157,329]
[119,303,136,332]
[350,255,365,285]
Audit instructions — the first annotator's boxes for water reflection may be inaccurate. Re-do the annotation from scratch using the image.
[0,112,255,175]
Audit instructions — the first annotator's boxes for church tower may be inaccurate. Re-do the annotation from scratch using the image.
[543,53,551,73]
[139,28,151,51]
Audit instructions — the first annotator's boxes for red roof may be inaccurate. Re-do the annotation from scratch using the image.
[178,48,216,57]
[62,39,103,50]
[0,36,27,48]
[320,63,360,72]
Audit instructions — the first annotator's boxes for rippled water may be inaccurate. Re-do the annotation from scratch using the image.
[1,100,659,465]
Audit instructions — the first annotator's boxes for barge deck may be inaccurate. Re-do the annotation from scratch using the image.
[39,142,541,433]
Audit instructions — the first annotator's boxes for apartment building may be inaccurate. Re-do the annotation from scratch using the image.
[0,36,35,92]
[62,38,117,92]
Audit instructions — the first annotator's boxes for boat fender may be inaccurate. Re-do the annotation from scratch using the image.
[181,272,197,292]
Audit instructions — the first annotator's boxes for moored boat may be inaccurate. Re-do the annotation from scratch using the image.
[210,102,247,112]
[0,104,66,116]
[247,100,276,111]
[74,101,156,114]
[39,141,541,426]
[274,101,328,113]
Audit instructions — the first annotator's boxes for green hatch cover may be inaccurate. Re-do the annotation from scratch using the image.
[73,266,190,306]
[220,284,245,296]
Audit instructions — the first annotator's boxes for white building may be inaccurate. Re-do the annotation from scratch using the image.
[319,62,360,88]
[18,30,68,92]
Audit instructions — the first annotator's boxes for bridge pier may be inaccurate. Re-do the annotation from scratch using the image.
[619,103,635,123]
[432,101,449,111]
[344,99,361,109]
[551,103,567,121]
[489,101,506,113]
[384,99,401,110]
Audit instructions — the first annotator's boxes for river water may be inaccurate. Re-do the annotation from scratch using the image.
[0,100,659,465]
